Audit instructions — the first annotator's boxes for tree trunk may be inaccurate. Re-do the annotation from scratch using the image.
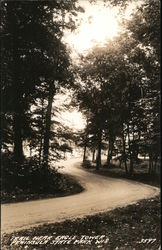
[96,129,102,170]
[92,149,95,162]
[148,152,152,174]
[83,133,88,162]
[132,122,138,161]
[149,161,153,174]
[129,159,134,176]
[83,144,87,162]
[39,99,45,165]
[122,128,128,175]
[107,145,111,166]
[30,147,32,157]
[127,124,133,176]
[12,39,23,164]
[43,81,55,165]
[13,112,23,164]
[39,137,43,165]
[107,137,114,166]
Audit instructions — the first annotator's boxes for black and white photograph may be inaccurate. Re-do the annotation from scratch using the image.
[1,0,160,249]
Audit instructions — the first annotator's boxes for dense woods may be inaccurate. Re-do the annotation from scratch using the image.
[1,0,160,196]
[1,0,82,194]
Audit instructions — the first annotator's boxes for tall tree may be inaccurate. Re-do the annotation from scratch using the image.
[1,1,83,166]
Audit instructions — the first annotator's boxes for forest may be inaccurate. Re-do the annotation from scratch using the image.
[1,0,160,199]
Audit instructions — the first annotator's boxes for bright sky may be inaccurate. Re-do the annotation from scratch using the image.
[53,92,86,131]
[61,110,86,131]
[64,0,140,57]
[66,5,119,53]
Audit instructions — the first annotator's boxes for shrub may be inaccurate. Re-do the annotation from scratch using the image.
[1,153,67,194]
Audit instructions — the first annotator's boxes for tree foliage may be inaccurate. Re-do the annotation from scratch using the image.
[1,0,82,192]
[74,0,160,174]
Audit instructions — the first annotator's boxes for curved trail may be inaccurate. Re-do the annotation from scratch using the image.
[1,157,159,234]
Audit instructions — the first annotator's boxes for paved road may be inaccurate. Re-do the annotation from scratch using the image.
[1,157,159,234]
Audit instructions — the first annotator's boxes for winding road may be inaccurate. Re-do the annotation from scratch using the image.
[1,157,159,235]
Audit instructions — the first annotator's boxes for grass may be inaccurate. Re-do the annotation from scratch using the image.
[2,196,160,249]
[83,159,160,188]
[1,153,84,204]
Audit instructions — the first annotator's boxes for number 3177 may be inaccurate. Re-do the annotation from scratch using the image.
[138,239,156,244]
